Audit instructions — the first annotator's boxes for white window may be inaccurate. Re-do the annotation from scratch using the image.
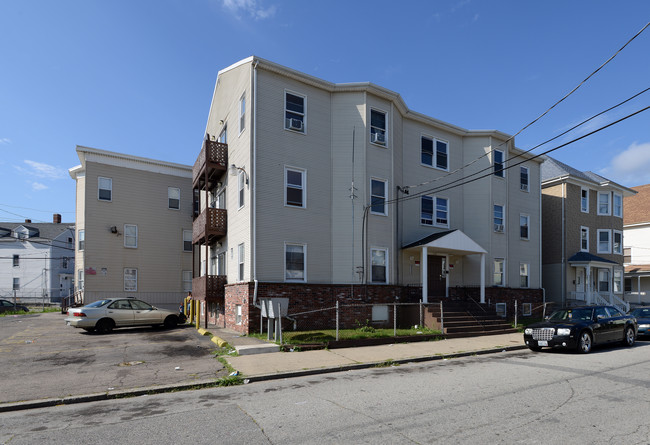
[285,167,306,208]
[98,177,112,201]
[522,303,532,316]
[124,268,137,292]
[183,230,192,252]
[520,214,529,240]
[371,248,388,284]
[235,304,242,325]
[598,192,610,215]
[168,187,180,210]
[217,251,226,275]
[370,178,387,216]
[77,270,84,290]
[613,230,623,255]
[372,305,389,322]
[238,170,245,209]
[238,243,245,281]
[239,93,245,134]
[493,150,505,178]
[613,269,623,294]
[493,259,505,286]
[581,188,589,213]
[613,193,622,218]
[597,229,611,254]
[495,302,506,318]
[78,230,85,251]
[421,196,449,227]
[520,263,529,288]
[598,269,610,293]
[218,126,227,144]
[285,91,306,133]
[182,271,192,292]
[520,166,529,192]
[493,204,505,232]
[421,136,449,170]
[370,109,387,146]
[13,277,19,290]
[285,243,306,282]
[124,224,138,248]
[580,226,589,251]
[13,255,19,267]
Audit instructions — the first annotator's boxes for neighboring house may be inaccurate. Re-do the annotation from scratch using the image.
[541,157,636,312]
[192,56,544,333]
[69,146,193,310]
[623,183,650,305]
[0,214,75,303]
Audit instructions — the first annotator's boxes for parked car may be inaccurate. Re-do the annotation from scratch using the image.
[524,305,637,353]
[65,298,186,334]
[629,307,650,337]
[0,299,29,313]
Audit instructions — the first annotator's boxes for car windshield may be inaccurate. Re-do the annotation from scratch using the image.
[548,308,593,321]
[631,308,650,317]
[85,299,112,308]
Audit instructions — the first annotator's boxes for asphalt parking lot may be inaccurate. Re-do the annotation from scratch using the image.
[0,312,226,404]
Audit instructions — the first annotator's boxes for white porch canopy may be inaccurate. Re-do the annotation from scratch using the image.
[403,230,487,304]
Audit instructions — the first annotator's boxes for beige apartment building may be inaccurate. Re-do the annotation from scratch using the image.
[541,157,636,312]
[69,146,193,310]
[193,56,544,333]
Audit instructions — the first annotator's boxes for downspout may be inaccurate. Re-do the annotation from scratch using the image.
[561,183,566,307]
[252,59,259,307]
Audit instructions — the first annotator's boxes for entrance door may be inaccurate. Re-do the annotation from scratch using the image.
[576,268,585,299]
[427,255,446,298]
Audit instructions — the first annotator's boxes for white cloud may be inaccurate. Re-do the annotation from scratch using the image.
[14,160,67,180]
[0,138,11,145]
[599,142,650,186]
[31,182,48,191]
[222,0,276,20]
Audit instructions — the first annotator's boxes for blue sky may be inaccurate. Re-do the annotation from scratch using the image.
[1,0,649,223]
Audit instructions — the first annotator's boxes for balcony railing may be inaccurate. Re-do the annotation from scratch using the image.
[193,207,227,244]
[193,140,228,188]
[192,275,227,302]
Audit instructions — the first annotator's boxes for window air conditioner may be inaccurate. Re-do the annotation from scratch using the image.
[287,118,303,131]
[494,224,504,232]
[520,184,528,191]
[372,132,386,144]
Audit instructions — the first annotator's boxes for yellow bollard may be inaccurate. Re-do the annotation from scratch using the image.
[195,300,200,329]
[189,299,194,323]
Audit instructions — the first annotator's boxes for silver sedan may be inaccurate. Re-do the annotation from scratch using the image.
[65,298,186,334]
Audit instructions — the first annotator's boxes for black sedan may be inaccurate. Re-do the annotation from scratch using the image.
[0,299,29,313]
[524,305,637,353]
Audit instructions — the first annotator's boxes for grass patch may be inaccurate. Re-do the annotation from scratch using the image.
[374,359,397,368]
[251,326,442,345]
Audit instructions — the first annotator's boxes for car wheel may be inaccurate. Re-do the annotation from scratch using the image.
[95,319,114,334]
[577,331,592,353]
[163,315,178,329]
[623,326,635,347]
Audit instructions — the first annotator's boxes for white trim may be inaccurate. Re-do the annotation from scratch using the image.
[124,224,138,249]
[581,187,589,213]
[284,89,307,134]
[370,177,388,216]
[124,268,137,292]
[75,146,191,178]
[493,204,505,233]
[493,149,505,178]
[168,186,181,210]
[370,247,389,284]
[98,176,112,202]
[369,107,388,147]
[519,166,529,192]
[238,170,245,209]
[183,230,192,252]
[284,242,307,282]
[597,191,611,216]
[239,93,246,135]
[613,230,623,255]
[597,229,611,254]
[493,258,505,287]
[284,166,307,209]
[420,195,449,228]
[420,134,449,171]
[519,213,530,240]
[580,226,589,252]
[520,262,530,288]
[613,192,623,218]
[238,243,245,282]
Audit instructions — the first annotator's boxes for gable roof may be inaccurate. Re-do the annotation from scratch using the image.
[0,221,74,243]
[403,229,487,255]
[567,251,617,265]
[624,183,650,225]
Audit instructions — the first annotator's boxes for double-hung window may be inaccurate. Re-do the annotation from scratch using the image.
[238,171,245,208]
[421,136,449,170]
[493,150,505,178]
[285,91,305,133]
[239,94,246,134]
[580,226,589,251]
[124,224,138,248]
[371,248,388,283]
[13,255,19,267]
[370,109,387,146]
[613,193,622,218]
[598,269,610,293]
[285,243,306,282]
[613,269,623,294]
[183,230,192,252]
[520,263,529,288]
[370,179,387,216]
[520,214,529,240]
[520,167,529,192]
[182,271,192,292]
[285,167,305,208]
[613,230,623,255]
[597,229,611,254]
[168,187,180,210]
[598,192,610,215]
[238,243,245,281]
[493,205,505,233]
[493,259,505,286]
[581,188,589,213]
[13,278,20,290]
[124,268,137,292]
[98,177,112,201]
[78,230,85,251]
[420,196,449,227]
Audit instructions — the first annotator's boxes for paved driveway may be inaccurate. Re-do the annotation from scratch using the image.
[0,312,225,404]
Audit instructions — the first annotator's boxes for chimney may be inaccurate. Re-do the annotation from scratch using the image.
[25,219,32,223]
[53,213,62,224]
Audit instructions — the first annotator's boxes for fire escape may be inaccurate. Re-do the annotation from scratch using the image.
[192,136,228,305]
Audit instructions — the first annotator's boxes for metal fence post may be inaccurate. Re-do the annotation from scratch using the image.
[440,301,444,334]
[419,299,423,328]
[514,300,518,329]
[336,301,339,341]
[393,303,397,337]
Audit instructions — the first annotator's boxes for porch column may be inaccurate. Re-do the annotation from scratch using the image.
[422,246,428,304]
[638,276,641,304]
[585,267,591,305]
[481,253,485,303]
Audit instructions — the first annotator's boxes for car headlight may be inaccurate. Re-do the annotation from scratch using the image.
[639,324,650,329]
[556,328,571,336]
[524,328,532,335]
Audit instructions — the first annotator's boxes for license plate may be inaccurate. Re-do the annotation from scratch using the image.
[66,321,70,326]
[538,340,548,346]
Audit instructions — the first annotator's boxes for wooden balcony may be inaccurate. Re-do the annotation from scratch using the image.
[192,275,227,302]
[193,140,228,190]
[193,207,227,244]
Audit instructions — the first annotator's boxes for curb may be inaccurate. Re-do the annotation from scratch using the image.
[0,344,527,413]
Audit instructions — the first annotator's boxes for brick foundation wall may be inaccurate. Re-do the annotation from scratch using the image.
[449,286,545,320]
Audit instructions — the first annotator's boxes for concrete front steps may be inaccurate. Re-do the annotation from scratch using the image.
[425,300,518,338]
